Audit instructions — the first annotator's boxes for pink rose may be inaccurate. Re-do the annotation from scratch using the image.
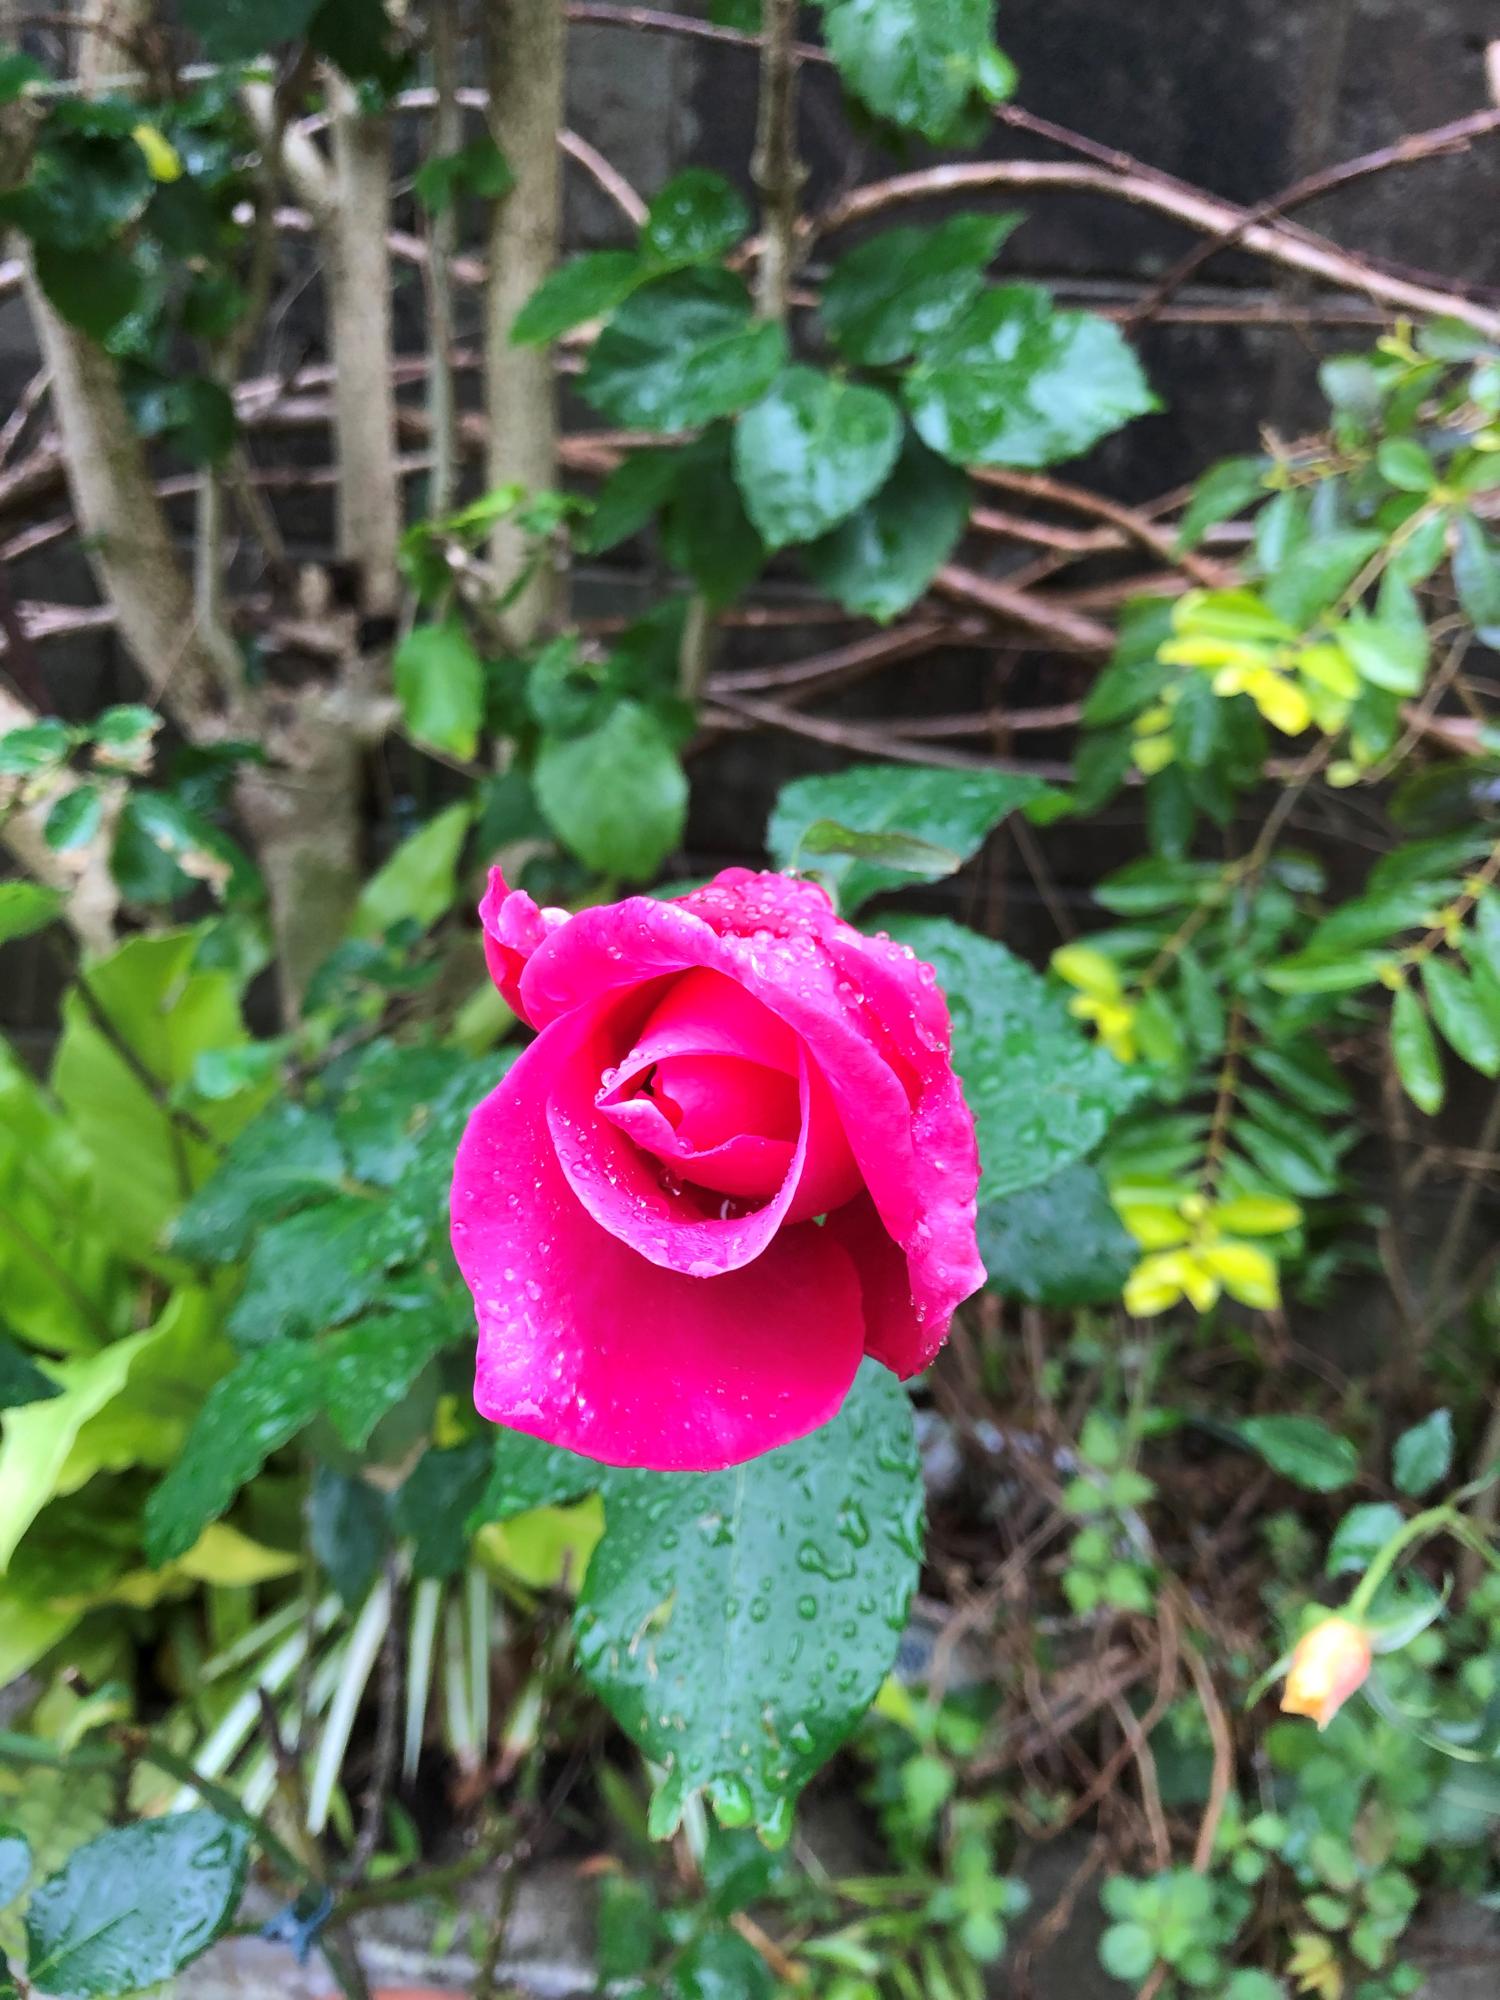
[451,866,984,1471]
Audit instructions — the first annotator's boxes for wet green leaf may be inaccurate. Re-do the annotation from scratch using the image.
[883,917,1148,1199]
[821,214,1019,366]
[575,1362,921,1839]
[802,432,970,622]
[905,284,1157,469]
[580,269,785,430]
[25,1812,248,1996]
[978,1160,1136,1306]
[536,701,686,881]
[1237,1415,1358,1493]
[732,367,902,551]
[768,765,1056,915]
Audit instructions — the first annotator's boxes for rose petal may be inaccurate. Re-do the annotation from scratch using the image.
[600,1092,796,1200]
[520,870,982,1328]
[824,1191,948,1377]
[478,866,570,1027]
[547,999,813,1276]
[452,1012,865,1469]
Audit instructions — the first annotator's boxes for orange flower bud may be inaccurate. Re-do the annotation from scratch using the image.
[1280,1616,1372,1729]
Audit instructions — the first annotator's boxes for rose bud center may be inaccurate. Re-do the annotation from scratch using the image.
[594,969,861,1217]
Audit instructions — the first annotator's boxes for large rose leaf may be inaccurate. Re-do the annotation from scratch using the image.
[572,1359,922,1840]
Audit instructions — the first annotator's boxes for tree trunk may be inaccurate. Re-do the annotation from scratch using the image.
[328,80,403,615]
[483,0,565,646]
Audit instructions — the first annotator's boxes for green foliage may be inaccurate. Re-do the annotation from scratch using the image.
[817,0,1015,142]
[891,916,1147,1200]
[574,1362,923,1840]
[534,700,688,880]
[905,284,1159,468]
[580,269,786,429]
[23,1813,247,1996]
[767,763,1057,914]
[1237,1416,1359,1494]
[733,368,903,550]
[393,620,487,763]
[977,1160,1138,1307]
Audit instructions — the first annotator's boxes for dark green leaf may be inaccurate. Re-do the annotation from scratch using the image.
[0,1333,61,1412]
[25,1812,248,1996]
[510,250,643,345]
[0,882,66,946]
[1391,980,1445,1114]
[394,618,486,762]
[1454,514,1500,644]
[660,426,765,605]
[172,1102,346,1263]
[1326,1502,1405,1578]
[732,367,901,550]
[1423,956,1500,1076]
[227,1195,425,1348]
[821,213,1019,366]
[472,1430,605,1527]
[309,1465,389,1607]
[885,916,1148,1199]
[43,783,103,854]
[574,1361,921,1838]
[768,764,1055,914]
[578,447,681,554]
[580,269,786,430]
[977,1160,1135,1306]
[1393,1408,1454,1498]
[641,168,750,267]
[320,1305,464,1451]
[1176,456,1269,552]
[0,51,46,99]
[330,1039,492,1187]
[144,1344,327,1563]
[33,240,141,339]
[905,284,1157,469]
[177,0,321,59]
[394,1441,492,1580]
[2,131,150,251]
[802,431,970,622]
[666,1928,774,2000]
[821,0,1000,141]
[1237,1415,1359,1493]
[535,701,687,881]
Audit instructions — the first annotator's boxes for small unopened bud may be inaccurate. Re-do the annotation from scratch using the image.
[1280,1616,1372,1729]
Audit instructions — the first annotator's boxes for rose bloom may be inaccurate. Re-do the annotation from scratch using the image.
[450,866,984,1471]
[1280,1615,1372,1729]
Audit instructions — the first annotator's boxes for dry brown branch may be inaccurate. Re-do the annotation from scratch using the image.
[817,163,1500,340]
[932,565,1116,654]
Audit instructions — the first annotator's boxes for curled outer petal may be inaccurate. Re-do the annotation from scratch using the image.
[478,866,570,1026]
